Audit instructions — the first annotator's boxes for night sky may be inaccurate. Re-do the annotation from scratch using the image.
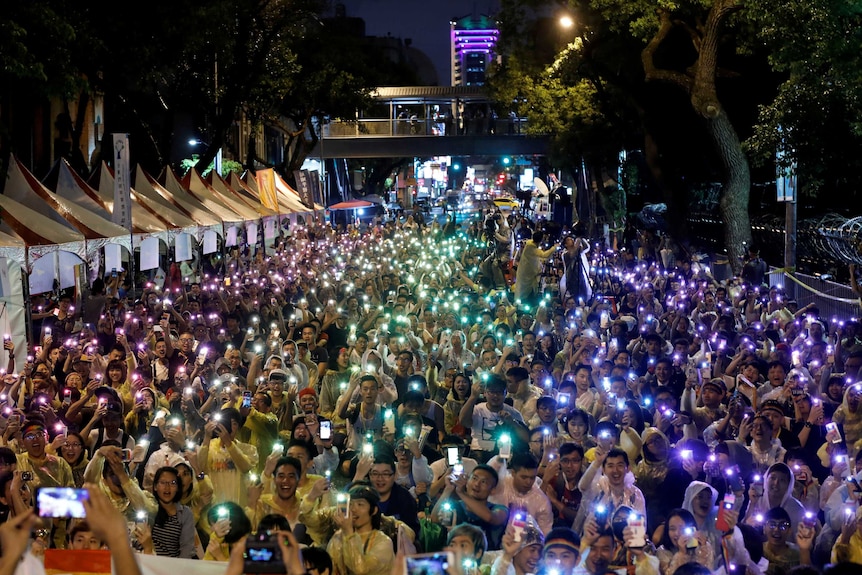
[341,0,501,85]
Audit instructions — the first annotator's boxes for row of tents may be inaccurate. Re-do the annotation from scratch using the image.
[0,156,324,355]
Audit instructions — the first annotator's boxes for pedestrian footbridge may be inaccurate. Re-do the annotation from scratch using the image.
[312,86,550,159]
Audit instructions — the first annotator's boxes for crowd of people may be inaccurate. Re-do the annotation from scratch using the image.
[1,204,862,575]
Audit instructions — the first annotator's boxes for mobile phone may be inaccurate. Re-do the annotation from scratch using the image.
[114,327,124,336]
[62,388,72,406]
[628,513,646,547]
[121,449,133,463]
[405,552,454,575]
[36,487,89,518]
[802,511,817,529]
[244,531,284,574]
[752,474,764,497]
[111,268,118,278]
[242,390,253,409]
[497,433,512,459]
[594,503,609,526]
[21,471,33,481]
[715,494,736,532]
[826,422,842,444]
[510,509,527,542]
[336,493,350,517]
[447,446,461,466]
[319,419,332,440]
[557,392,571,406]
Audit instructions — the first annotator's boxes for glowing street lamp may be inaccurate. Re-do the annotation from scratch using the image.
[559,15,574,29]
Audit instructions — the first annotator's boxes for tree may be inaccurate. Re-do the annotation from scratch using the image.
[745,0,862,207]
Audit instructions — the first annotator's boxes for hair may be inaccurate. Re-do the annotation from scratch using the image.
[69,520,100,546]
[218,407,244,431]
[347,484,382,529]
[471,464,500,487]
[257,513,291,533]
[152,467,183,526]
[447,523,488,559]
[274,456,303,478]
[509,451,539,471]
[659,508,697,551]
[544,526,581,555]
[59,431,88,465]
[559,443,585,459]
[206,501,252,544]
[623,399,646,434]
[372,454,397,473]
[506,366,530,381]
[174,461,195,499]
[302,546,334,575]
[764,506,792,523]
[0,447,17,467]
[287,438,318,460]
[603,448,629,468]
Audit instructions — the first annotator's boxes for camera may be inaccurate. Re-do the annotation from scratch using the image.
[244,531,284,573]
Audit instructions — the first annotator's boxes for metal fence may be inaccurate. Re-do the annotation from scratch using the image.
[767,267,861,320]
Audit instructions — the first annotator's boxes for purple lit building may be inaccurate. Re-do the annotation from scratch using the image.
[450,13,499,86]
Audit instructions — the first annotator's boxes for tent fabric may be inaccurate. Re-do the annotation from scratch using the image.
[185,168,260,221]
[146,168,223,227]
[209,172,278,217]
[0,193,87,265]
[4,156,130,244]
[47,159,168,235]
[132,166,210,229]
[160,167,224,222]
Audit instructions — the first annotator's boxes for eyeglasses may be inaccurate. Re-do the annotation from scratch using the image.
[369,471,394,478]
[64,443,83,449]
[179,338,194,343]
[157,480,178,487]
[765,521,791,531]
[23,433,43,441]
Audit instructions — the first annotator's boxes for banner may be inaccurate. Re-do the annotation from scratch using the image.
[293,170,314,208]
[139,237,160,271]
[175,233,193,262]
[112,134,133,230]
[256,169,279,212]
[309,170,322,207]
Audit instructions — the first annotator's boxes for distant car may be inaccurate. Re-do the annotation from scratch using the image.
[493,197,519,210]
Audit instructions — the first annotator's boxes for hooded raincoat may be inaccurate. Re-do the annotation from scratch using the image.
[745,462,806,538]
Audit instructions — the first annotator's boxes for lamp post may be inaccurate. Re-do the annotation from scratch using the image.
[188,139,222,176]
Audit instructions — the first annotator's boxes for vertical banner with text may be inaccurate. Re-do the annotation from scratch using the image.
[112,133,133,230]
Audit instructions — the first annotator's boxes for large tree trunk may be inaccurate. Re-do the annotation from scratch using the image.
[706,108,751,273]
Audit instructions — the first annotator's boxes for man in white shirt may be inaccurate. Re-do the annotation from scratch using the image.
[459,375,528,462]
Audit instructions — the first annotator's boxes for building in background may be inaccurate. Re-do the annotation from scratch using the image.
[450,13,499,87]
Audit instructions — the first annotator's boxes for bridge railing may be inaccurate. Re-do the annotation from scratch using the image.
[322,118,531,138]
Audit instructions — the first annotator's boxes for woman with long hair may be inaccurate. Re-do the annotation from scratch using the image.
[655,508,714,575]
[134,467,198,558]
[58,431,89,488]
[443,373,471,438]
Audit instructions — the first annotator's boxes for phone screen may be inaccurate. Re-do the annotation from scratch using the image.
[319,420,332,440]
[36,487,89,518]
[405,553,453,575]
[447,447,460,466]
[241,391,252,409]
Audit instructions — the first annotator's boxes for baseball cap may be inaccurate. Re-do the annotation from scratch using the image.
[702,378,727,394]
[268,369,288,382]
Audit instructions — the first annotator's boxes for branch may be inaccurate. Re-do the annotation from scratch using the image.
[672,19,702,53]
[642,9,693,93]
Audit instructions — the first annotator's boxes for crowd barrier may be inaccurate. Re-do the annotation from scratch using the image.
[767,267,861,320]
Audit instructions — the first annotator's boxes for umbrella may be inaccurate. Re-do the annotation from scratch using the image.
[328,200,374,210]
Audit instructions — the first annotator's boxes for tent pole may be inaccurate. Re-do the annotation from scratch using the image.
[23,250,33,350]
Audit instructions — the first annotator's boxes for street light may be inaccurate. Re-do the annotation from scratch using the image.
[188,138,222,175]
[559,15,574,29]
